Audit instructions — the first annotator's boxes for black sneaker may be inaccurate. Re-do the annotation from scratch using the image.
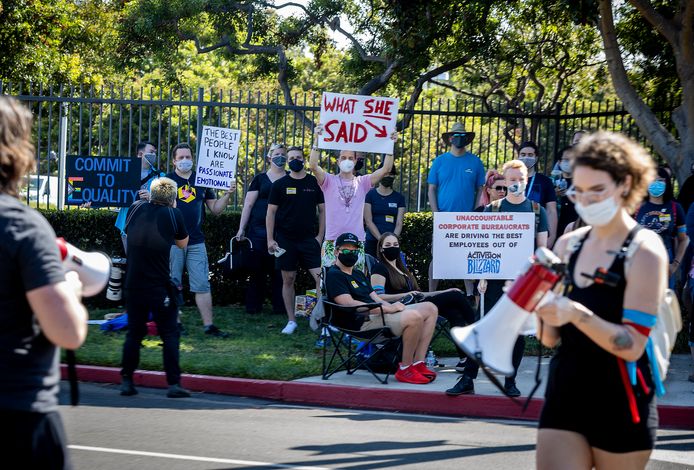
[504,382,521,398]
[204,325,230,338]
[445,375,475,396]
[120,376,138,396]
[167,383,191,398]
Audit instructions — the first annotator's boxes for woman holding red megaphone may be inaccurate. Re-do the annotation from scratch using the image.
[534,132,667,470]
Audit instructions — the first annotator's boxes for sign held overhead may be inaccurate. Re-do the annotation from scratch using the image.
[318,92,399,154]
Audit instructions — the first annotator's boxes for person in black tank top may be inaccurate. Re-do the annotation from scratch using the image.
[535,132,668,469]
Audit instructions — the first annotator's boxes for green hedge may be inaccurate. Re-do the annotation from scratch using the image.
[42,209,440,309]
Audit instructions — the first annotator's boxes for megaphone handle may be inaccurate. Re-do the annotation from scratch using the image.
[480,292,485,318]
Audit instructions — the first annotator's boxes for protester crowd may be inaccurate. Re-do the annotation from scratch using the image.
[3,89,693,468]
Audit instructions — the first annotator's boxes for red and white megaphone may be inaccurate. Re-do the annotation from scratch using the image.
[56,238,111,297]
[451,247,564,376]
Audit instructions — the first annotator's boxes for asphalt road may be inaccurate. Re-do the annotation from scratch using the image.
[60,382,694,469]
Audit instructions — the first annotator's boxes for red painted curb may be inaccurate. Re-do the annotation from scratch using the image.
[62,364,694,429]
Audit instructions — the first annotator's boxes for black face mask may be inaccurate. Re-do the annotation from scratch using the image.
[380,176,395,188]
[382,246,400,261]
[288,159,304,172]
[451,134,471,149]
[338,252,359,267]
[354,159,364,172]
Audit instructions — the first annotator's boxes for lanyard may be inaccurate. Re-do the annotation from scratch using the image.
[526,173,536,196]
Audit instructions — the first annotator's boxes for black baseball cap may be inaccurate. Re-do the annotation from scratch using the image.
[336,232,359,247]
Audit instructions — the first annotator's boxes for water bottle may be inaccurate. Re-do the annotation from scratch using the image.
[426,350,436,368]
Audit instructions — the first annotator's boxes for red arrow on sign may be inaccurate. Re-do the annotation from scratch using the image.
[365,120,388,138]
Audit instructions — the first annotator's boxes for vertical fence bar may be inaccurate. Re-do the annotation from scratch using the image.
[57,103,69,210]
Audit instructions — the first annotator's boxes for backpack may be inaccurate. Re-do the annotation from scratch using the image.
[491,198,541,234]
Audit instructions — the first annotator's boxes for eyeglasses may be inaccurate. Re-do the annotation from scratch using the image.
[338,249,358,255]
[493,186,507,192]
[565,185,613,204]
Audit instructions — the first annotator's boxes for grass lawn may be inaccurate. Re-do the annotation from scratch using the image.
[73,305,462,381]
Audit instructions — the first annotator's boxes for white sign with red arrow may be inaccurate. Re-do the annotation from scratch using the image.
[317,92,399,154]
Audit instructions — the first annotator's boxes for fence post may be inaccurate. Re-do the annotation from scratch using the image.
[57,102,69,210]
[196,87,204,154]
[553,102,562,164]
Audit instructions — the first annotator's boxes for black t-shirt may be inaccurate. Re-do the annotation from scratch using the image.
[526,172,557,207]
[557,177,578,235]
[166,171,215,245]
[370,262,412,295]
[0,194,66,413]
[324,265,374,330]
[268,173,324,240]
[124,200,188,289]
[247,173,280,239]
[364,189,406,241]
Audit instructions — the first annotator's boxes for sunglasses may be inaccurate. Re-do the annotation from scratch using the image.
[493,186,507,192]
[338,248,358,255]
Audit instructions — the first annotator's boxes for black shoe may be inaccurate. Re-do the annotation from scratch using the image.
[120,376,138,396]
[454,359,467,372]
[204,325,230,338]
[167,383,191,398]
[504,382,521,398]
[446,375,475,396]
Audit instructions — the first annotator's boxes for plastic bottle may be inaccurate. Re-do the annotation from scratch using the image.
[425,350,436,368]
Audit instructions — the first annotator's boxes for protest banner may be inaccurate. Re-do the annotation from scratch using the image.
[432,212,535,280]
[195,125,240,190]
[318,92,399,154]
[65,155,140,207]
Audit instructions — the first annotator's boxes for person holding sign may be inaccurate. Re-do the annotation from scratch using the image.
[363,165,406,257]
[446,159,548,398]
[235,143,288,317]
[266,146,325,335]
[427,122,486,292]
[167,143,233,338]
[535,132,666,469]
[309,125,397,272]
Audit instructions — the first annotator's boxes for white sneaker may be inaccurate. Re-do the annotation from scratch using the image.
[281,320,298,335]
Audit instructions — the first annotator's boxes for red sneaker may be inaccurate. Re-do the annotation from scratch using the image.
[394,363,431,384]
[413,362,436,382]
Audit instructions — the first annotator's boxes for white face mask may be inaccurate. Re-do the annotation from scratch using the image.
[176,159,193,172]
[519,157,536,169]
[574,195,620,227]
[339,159,355,173]
[507,181,526,196]
[559,161,571,174]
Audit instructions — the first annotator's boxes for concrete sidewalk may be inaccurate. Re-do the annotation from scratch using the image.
[64,354,694,429]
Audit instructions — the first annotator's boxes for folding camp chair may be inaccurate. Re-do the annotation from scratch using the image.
[319,267,402,384]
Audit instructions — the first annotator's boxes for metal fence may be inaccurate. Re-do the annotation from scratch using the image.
[3,81,676,211]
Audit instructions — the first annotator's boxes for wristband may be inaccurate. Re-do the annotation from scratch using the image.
[673,259,680,265]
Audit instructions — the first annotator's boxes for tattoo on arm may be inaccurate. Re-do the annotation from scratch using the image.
[611,330,634,351]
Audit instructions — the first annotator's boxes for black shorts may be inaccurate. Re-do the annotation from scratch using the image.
[0,410,72,469]
[275,234,321,272]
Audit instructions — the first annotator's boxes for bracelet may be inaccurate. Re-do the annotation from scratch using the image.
[673,259,681,265]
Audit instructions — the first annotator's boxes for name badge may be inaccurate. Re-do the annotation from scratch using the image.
[659,214,671,223]
[350,280,359,289]
[287,187,297,195]
[385,215,395,223]
[388,202,397,208]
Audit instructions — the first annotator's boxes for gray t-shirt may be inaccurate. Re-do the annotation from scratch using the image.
[0,194,65,413]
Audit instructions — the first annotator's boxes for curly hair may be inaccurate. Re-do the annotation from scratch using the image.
[0,97,35,196]
[567,131,655,212]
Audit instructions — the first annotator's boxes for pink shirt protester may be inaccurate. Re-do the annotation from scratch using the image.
[320,173,373,240]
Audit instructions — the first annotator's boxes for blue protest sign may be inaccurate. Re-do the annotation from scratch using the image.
[65,156,140,207]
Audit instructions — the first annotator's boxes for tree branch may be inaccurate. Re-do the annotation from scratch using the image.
[358,58,401,96]
[628,0,677,46]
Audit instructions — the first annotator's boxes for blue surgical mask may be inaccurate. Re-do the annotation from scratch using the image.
[143,153,157,168]
[648,181,666,198]
[176,159,193,172]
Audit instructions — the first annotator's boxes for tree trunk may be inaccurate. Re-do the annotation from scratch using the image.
[598,0,685,181]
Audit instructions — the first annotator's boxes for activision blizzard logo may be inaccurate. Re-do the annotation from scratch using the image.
[467,251,501,275]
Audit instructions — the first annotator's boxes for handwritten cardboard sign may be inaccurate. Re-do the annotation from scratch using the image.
[432,212,535,279]
[195,125,240,190]
[318,92,399,154]
[65,156,140,207]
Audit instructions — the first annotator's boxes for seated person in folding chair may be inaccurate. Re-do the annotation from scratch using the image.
[325,232,439,384]
[369,232,476,371]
